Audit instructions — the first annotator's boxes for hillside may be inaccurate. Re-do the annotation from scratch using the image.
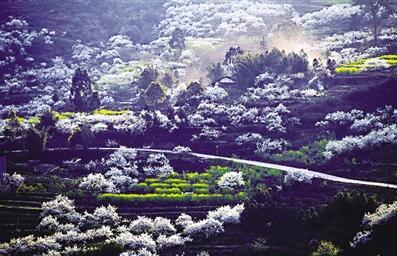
[1,1,397,256]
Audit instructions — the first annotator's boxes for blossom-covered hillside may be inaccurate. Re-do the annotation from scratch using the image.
[1,0,397,255]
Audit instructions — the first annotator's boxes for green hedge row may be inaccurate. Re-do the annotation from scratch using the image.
[98,192,247,203]
[154,188,182,194]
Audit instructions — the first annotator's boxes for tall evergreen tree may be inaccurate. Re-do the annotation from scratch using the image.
[70,68,100,112]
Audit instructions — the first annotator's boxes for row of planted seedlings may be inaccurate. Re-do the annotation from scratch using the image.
[98,166,247,204]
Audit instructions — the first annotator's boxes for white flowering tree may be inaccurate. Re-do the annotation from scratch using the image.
[255,139,286,155]
[294,4,361,31]
[183,218,224,239]
[217,172,245,193]
[0,194,245,255]
[207,204,245,224]
[350,200,397,250]
[79,173,117,194]
[143,153,174,178]
[203,86,228,102]
[0,172,24,192]
[283,171,313,186]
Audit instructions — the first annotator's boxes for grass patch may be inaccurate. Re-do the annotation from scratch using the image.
[271,140,328,165]
[266,168,283,178]
[92,109,129,115]
[53,111,75,120]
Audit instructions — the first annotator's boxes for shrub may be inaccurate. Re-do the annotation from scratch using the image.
[272,140,327,165]
[185,172,200,182]
[199,173,212,180]
[175,213,193,229]
[207,166,230,180]
[183,218,224,238]
[163,178,184,184]
[217,172,245,192]
[79,173,116,194]
[266,168,283,177]
[157,234,190,250]
[311,241,340,256]
[114,233,156,252]
[284,172,313,186]
[192,183,210,189]
[194,188,209,194]
[89,205,120,226]
[172,146,192,154]
[236,192,247,200]
[16,183,46,194]
[129,216,154,234]
[154,188,182,194]
[41,195,77,220]
[145,178,160,184]
[149,183,170,189]
[1,172,25,192]
[104,147,139,177]
[38,215,60,232]
[223,194,234,201]
[153,217,176,235]
[207,204,245,224]
[363,201,397,228]
[172,183,192,192]
[143,153,174,178]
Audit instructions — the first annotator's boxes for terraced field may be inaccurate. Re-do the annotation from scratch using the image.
[336,54,397,73]
[0,194,54,242]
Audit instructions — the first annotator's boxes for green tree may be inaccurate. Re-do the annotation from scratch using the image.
[38,110,57,132]
[68,125,93,149]
[234,53,264,88]
[224,46,244,65]
[24,127,47,158]
[70,68,100,112]
[144,80,167,105]
[207,63,224,84]
[170,28,186,50]
[353,0,393,45]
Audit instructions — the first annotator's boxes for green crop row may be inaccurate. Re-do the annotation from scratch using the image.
[92,109,129,116]
[131,182,211,193]
[154,188,182,194]
[98,192,247,203]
